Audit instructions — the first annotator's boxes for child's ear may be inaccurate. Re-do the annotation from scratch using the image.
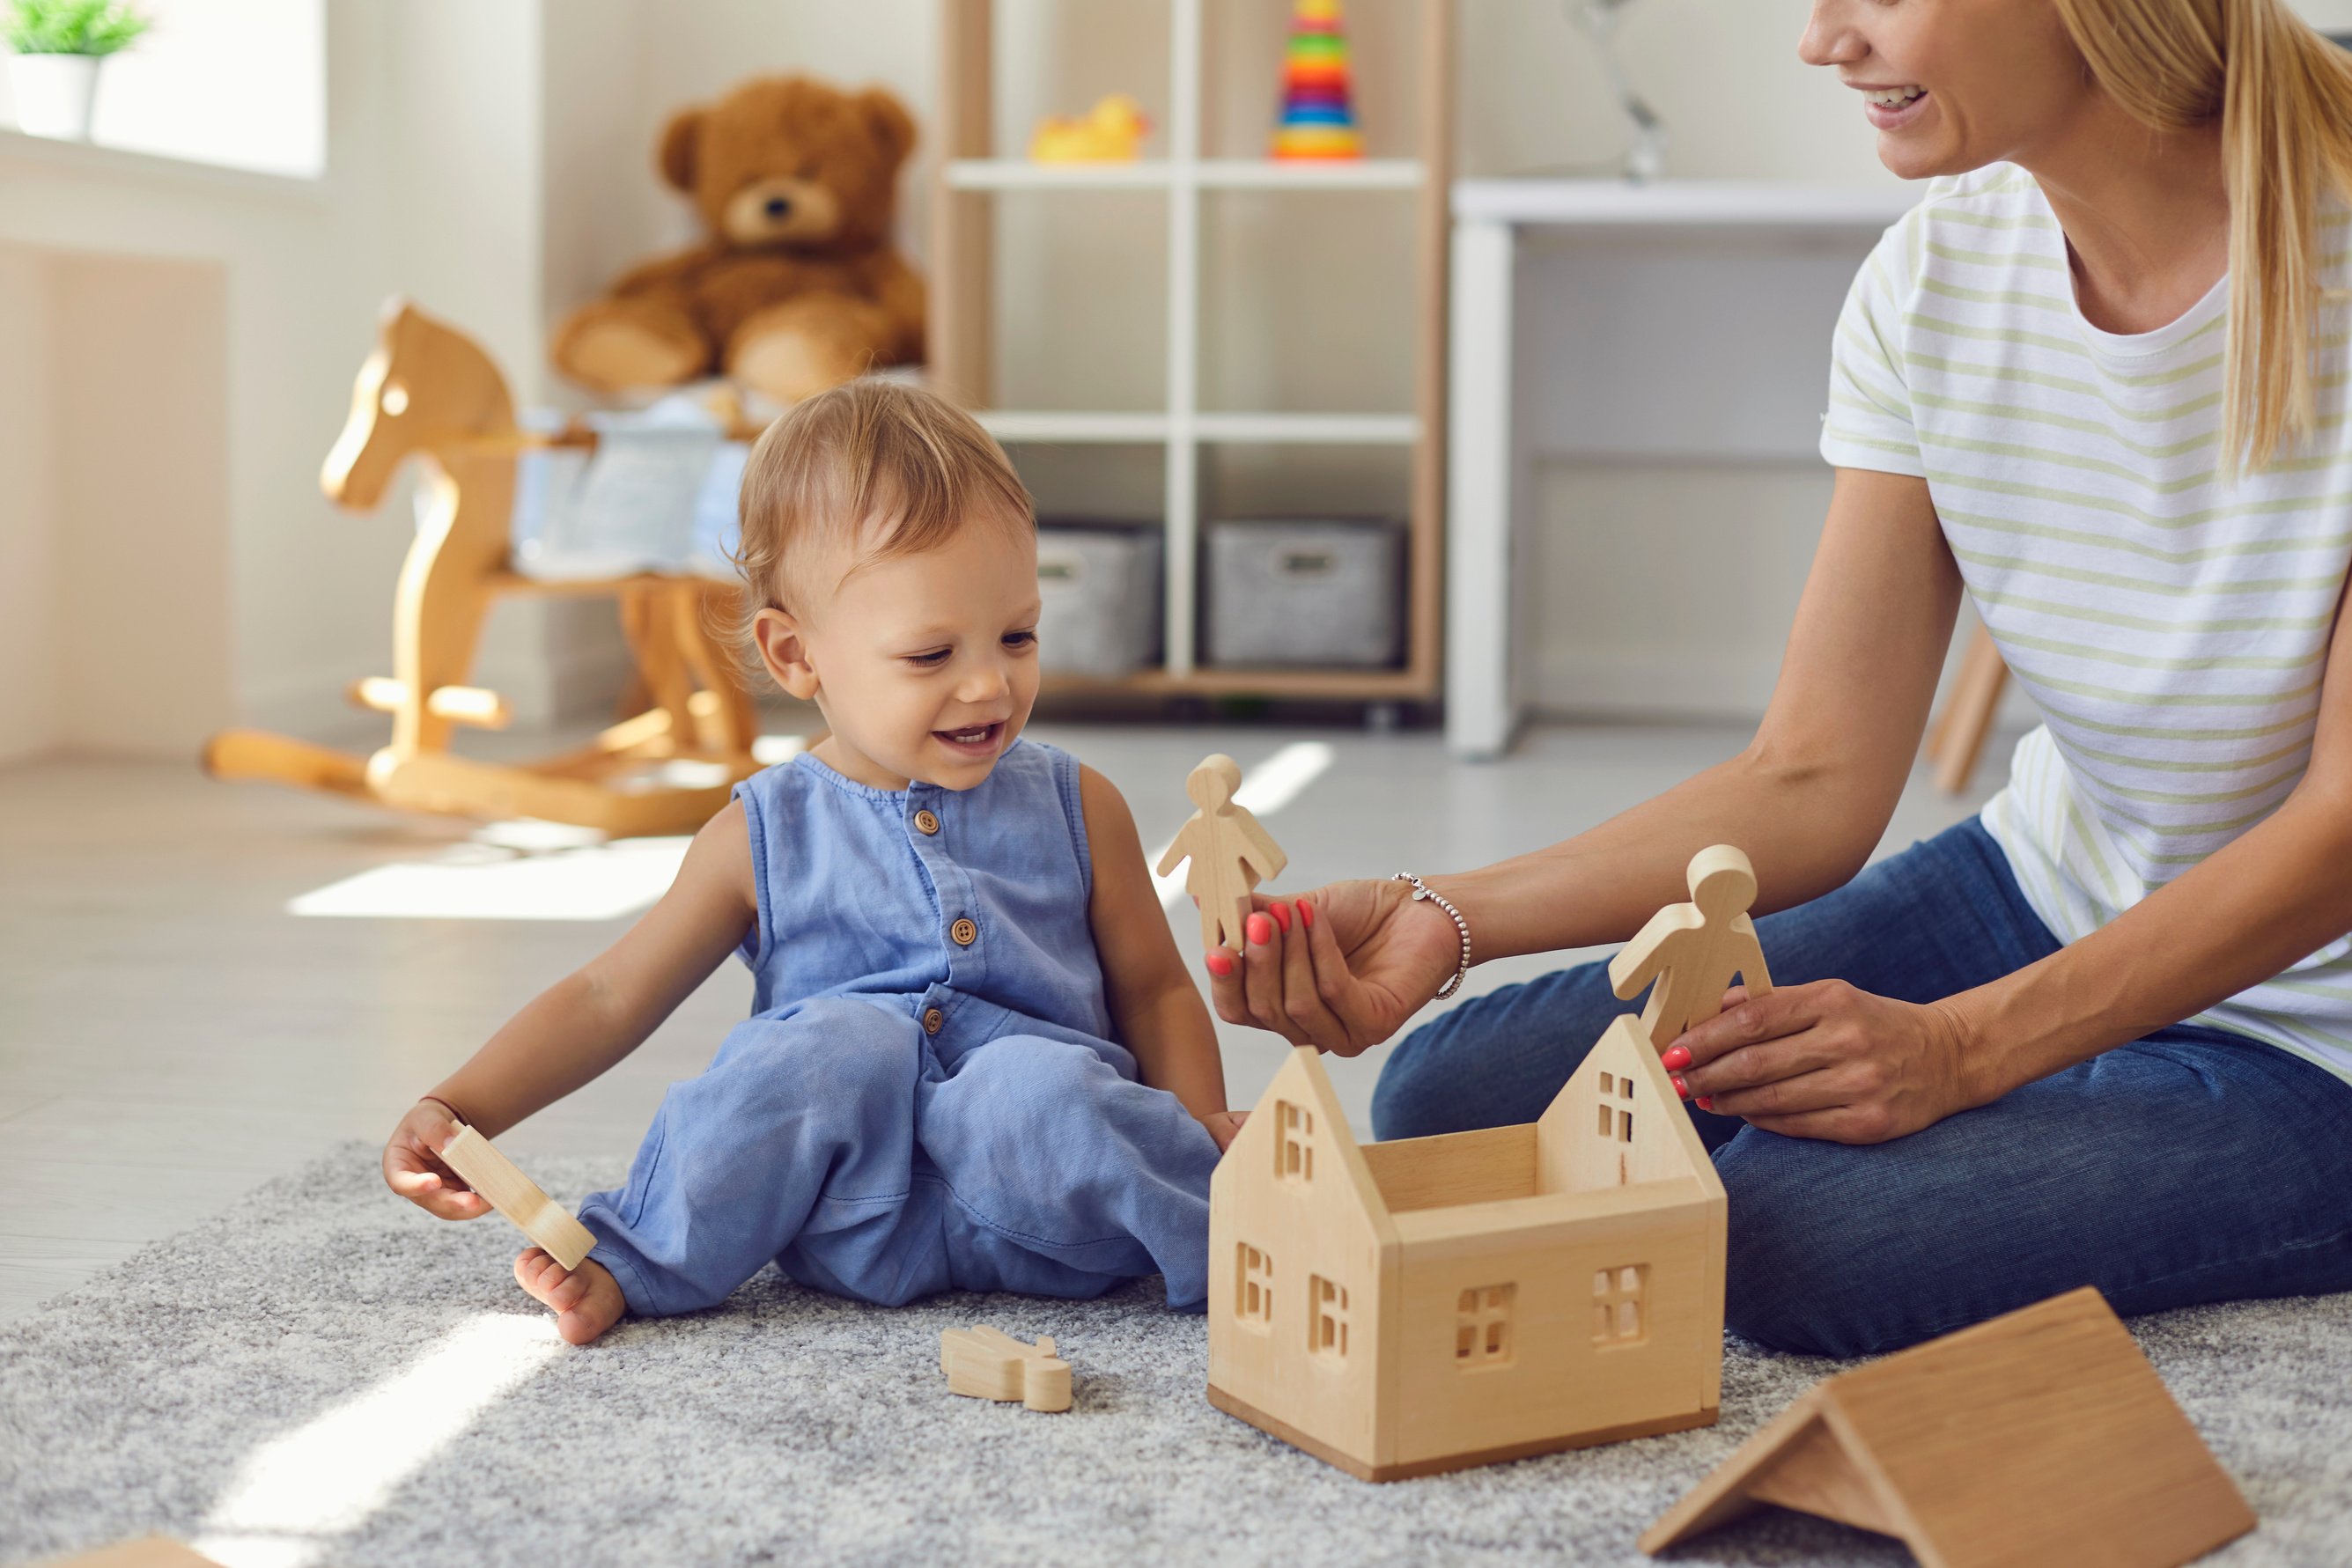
[753,607,821,702]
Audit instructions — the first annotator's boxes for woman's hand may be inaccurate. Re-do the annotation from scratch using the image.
[1205,879,1463,1056]
[1666,982,1982,1144]
[382,1099,492,1219]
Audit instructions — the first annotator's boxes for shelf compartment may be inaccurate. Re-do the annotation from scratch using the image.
[979,411,1174,443]
[1195,413,1418,444]
[945,157,1423,192]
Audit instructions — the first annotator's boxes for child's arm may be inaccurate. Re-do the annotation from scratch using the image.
[1078,766,1241,1150]
[383,800,758,1218]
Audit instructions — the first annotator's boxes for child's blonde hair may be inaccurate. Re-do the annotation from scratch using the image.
[731,377,1035,659]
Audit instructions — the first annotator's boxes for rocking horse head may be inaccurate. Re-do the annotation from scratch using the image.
[321,297,517,511]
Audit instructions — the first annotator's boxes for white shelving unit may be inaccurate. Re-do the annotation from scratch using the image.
[931,0,1454,703]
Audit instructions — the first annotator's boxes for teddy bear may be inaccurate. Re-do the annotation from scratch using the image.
[551,75,925,408]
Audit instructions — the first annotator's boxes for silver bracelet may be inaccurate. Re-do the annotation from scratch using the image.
[1392,872,1471,1000]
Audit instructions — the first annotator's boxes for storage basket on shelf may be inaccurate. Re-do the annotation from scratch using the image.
[1205,517,1405,668]
[1036,521,1164,680]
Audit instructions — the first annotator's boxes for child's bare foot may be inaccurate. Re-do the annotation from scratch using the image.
[513,1248,626,1344]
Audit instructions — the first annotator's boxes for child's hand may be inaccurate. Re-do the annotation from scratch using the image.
[1199,1109,1249,1152]
[382,1099,492,1220]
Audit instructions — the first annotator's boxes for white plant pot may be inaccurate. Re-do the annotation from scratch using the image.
[8,54,100,141]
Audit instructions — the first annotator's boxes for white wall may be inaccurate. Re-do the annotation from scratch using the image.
[0,245,58,764]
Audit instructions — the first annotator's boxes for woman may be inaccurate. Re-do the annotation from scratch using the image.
[1212,0,2352,1357]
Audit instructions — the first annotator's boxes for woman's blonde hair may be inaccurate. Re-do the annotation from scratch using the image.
[729,377,1034,662]
[2053,0,2352,473]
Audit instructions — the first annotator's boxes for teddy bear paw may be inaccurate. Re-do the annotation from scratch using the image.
[557,309,708,392]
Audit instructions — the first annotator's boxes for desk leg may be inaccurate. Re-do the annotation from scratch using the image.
[1446,218,1521,759]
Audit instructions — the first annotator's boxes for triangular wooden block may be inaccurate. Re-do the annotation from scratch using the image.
[1641,1287,2254,1568]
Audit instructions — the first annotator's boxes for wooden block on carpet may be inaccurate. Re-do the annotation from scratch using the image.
[438,1124,597,1270]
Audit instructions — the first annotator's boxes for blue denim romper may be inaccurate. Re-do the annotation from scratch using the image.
[576,739,1220,1316]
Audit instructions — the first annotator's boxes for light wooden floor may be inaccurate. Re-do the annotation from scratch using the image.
[0,719,2002,1321]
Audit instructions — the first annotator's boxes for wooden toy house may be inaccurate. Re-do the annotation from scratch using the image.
[1207,1016,1726,1481]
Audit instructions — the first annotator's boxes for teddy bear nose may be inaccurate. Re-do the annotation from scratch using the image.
[763,195,793,220]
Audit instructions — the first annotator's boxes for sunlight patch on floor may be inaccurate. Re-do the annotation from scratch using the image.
[1152,740,1334,909]
[191,1312,564,1568]
[287,828,692,921]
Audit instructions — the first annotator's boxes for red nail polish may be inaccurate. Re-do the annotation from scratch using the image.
[1661,1044,1692,1070]
[1270,901,1292,933]
[1671,1073,1690,1100]
[1205,950,1235,977]
[1697,1096,1715,1112]
[1297,899,1314,929]
[1246,913,1274,946]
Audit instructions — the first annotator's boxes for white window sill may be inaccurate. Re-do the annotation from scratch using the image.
[0,125,326,201]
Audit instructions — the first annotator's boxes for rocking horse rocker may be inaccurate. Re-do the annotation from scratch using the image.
[203,298,763,837]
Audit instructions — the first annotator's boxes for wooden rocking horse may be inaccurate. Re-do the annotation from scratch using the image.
[203,298,764,837]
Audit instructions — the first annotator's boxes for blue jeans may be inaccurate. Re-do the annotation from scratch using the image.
[1372,818,2352,1356]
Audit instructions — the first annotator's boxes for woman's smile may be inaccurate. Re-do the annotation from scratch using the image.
[1854,81,1932,130]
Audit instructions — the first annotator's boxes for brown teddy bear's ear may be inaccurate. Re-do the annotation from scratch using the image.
[658,107,704,193]
[857,88,917,170]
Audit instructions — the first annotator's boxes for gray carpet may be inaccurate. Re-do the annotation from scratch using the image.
[2,1146,2347,1568]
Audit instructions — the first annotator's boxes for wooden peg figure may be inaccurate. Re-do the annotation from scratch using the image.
[1156,754,1289,953]
[1608,844,1774,1051]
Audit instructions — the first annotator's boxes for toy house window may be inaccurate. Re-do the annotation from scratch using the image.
[1277,1101,1314,1183]
[1309,1275,1349,1360]
[1236,1243,1274,1329]
[1594,1264,1648,1347]
[1618,1076,1635,1143]
[1455,1284,1516,1369]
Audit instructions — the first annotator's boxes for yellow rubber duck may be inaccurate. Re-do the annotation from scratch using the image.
[1029,94,1152,163]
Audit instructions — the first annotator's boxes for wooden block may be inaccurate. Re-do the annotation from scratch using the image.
[940,1324,1072,1413]
[37,1540,225,1568]
[1640,1286,2256,1568]
[436,1124,598,1271]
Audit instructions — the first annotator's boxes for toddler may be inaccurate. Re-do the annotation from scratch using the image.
[381,379,1239,1343]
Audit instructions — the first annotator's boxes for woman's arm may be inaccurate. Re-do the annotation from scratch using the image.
[1214,467,1961,1050]
[1078,764,1239,1146]
[1681,569,2352,1140]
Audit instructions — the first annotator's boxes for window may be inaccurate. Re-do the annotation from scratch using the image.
[1618,1073,1634,1143]
[1455,1285,1516,1368]
[1277,1100,1314,1183]
[1309,1274,1349,1360]
[1594,1264,1648,1346]
[1235,1243,1274,1329]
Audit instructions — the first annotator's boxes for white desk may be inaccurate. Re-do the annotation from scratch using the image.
[1443,179,1918,758]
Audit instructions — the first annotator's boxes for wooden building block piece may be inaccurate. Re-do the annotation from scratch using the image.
[1641,1286,2256,1568]
[941,1324,1072,1412]
[437,1124,598,1271]
[37,1540,226,1567]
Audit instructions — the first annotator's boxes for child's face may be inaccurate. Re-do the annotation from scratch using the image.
[756,519,1043,791]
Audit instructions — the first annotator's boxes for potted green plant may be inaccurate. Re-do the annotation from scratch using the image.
[4,0,147,143]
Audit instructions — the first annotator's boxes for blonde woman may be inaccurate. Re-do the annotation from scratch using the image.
[1210,0,2352,1355]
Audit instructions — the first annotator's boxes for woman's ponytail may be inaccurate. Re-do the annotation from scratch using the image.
[2056,0,2352,475]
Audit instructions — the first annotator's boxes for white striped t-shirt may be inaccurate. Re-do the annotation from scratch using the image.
[1821,163,2352,1086]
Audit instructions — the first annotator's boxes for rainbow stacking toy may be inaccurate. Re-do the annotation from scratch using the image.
[1270,0,1363,160]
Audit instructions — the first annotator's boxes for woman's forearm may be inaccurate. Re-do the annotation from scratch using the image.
[1427,734,1903,965]
[1943,784,2352,1100]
